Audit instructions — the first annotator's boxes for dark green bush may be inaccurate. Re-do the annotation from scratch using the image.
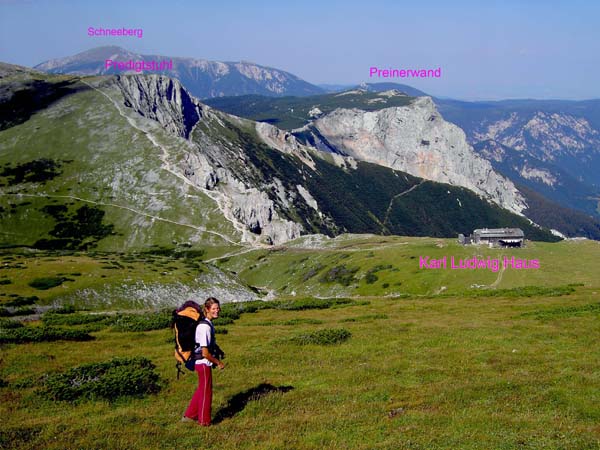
[51,305,77,314]
[466,285,575,298]
[302,263,324,281]
[275,297,353,310]
[282,318,324,325]
[42,312,111,327]
[0,326,94,344]
[0,307,35,317]
[15,307,35,316]
[27,276,72,290]
[287,328,352,345]
[319,265,359,286]
[365,272,379,284]
[521,302,600,321]
[40,357,162,402]
[340,314,388,323]
[218,306,242,321]
[215,317,235,326]
[111,312,171,332]
[0,318,24,329]
[5,296,38,307]
[0,279,11,285]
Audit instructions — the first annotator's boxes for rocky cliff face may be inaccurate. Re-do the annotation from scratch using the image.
[115,75,202,138]
[311,97,527,214]
[107,74,310,245]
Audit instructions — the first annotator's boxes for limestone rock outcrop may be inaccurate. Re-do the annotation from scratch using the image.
[313,97,527,214]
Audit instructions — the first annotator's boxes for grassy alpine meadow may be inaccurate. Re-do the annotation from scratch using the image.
[1,287,599,448]
[0,236,599,449]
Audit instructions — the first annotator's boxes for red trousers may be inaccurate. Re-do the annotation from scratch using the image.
[184,364,213,426]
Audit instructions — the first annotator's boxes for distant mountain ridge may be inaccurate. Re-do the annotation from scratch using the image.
[34,46,325,99]
[437,98,600,217]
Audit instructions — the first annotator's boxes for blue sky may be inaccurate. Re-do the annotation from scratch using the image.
[1,0,599,100]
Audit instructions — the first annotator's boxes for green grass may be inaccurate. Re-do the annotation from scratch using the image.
[0,237,599,447]
[2,236,600,309]
[0,250,239,308]
[0,81,241,251]
[1,288,599,448]
[222,235,600,298]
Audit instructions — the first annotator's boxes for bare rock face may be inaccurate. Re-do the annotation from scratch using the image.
[113,75,305,245]
[115,74,202,138]
[255,122,316,169]
[313,97,527,214]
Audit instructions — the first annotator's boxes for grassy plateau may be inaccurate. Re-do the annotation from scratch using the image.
[1,235,599,449]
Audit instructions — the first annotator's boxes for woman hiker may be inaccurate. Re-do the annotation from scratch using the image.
[182,297,225,426]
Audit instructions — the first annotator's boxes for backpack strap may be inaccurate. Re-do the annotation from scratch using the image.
[198,319,216,356]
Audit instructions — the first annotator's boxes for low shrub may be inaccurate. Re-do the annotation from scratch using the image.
[365,273,379,284]
[51,305,77,314]
[0,279,11,285]
[302,263,324,281]
[275,297,354,311]
[0,318,24,329]
[0,326,94,344]
[0,426,42,447]
[521,302,600,321]
[42,312,111,327]
[0,307,36,317]
[287,328,352,346]
[218,307,241,321]
[111,312,171,332]
[27,276,73,290]
[215,317,235,326]
[40,357,162,402]
[282,318,324,325]
[466,285,575,298]
[4,296,38,307]
[340,314,388,323]
[319,265,359,286]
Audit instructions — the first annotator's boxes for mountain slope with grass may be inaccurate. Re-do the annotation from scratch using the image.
[1,235,599,448]
[0,66,558,254]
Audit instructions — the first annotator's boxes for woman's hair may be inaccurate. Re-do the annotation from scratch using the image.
[203,297,220,314]
[176,300,202,314]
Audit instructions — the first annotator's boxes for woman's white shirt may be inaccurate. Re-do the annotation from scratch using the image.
[195,319,213,366]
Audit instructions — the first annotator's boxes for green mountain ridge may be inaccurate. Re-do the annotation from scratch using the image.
[0,68,559,257]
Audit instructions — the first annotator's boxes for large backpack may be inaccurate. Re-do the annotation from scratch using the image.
[173,306,202,379]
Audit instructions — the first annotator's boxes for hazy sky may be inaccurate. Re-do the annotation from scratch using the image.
[1,0,599,100]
